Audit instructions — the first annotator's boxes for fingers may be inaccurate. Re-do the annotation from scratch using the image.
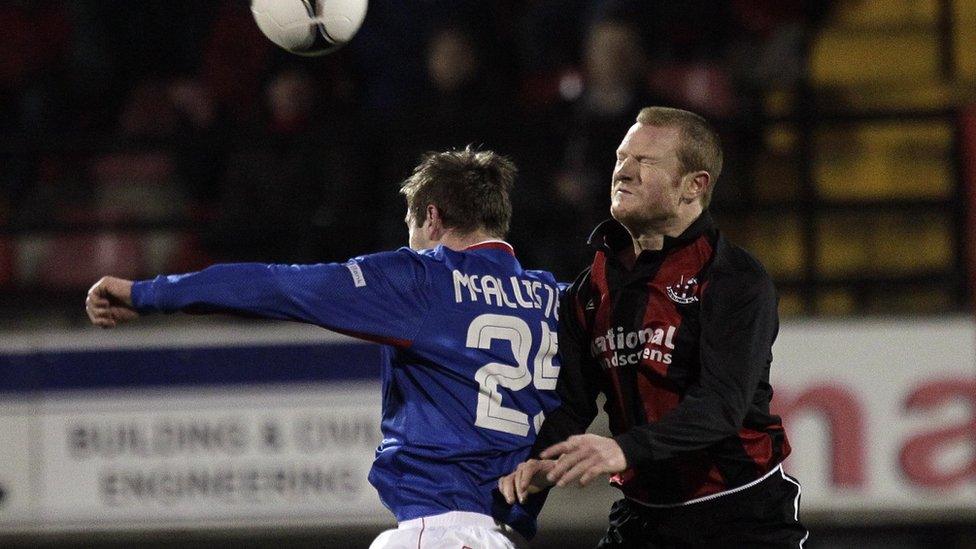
[539,440,570,460]
[86,279,110,326]
[553,452,599,487]
[514,462,538,503]
[88,307,117,328]
[546,448,585,485]
[86,292,114,328]
[500,460,557,505]
[86,277,139,328]
[498,472,517,505]
[114,307,140,322]
[540,435,624,488]
[518,459,556,502]
[576,458,606,487]
[514,463,531,499]
[86,282,109,310]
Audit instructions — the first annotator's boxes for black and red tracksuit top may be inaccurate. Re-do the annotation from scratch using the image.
[533,212,791,505]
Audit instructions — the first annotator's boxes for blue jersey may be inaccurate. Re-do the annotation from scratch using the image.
[130,241,561,539]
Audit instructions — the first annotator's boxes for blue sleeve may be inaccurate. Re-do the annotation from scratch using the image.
[130,249,430,346]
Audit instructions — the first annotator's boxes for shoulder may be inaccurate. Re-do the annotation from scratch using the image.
[703,235,775,303]
[353,247,430,266]
[557,266,595,334]
[563,265,594,303]
[522,268,560,287]
[350,247,431,285]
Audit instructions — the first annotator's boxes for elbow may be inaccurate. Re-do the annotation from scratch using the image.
[710,390,749,434]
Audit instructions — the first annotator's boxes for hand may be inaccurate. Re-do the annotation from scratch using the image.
[498,459,556,505]
[86,276,139,328]
[540,434,627,488]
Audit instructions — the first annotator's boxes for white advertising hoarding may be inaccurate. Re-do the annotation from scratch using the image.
[34,385,385,527]
[0,325,391,532]
[0,318,973,533]
[770,317,976,518]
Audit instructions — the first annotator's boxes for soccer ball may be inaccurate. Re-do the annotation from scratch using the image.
[250,0,368,56]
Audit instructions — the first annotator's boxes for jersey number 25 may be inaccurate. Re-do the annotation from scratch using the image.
[466,313,559,437]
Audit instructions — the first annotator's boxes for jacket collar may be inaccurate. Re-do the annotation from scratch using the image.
[587,211,715,256]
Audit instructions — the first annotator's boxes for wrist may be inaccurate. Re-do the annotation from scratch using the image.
[129,279,156,313]
[613,432,650,470]
[121,279,135,307]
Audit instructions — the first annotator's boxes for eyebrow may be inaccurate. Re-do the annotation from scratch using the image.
[617,151,660,163]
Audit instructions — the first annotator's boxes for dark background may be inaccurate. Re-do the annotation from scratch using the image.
[2,1,976,547]
[3,0,972,328]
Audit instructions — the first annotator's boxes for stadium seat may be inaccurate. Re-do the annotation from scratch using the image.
[829,82,957,112]
[831,0,937,28]
[749,216,804,280]
[33,233,145,289]
[807,0,955,111]
[754,125,801,202]
[815,289,856,316]
[777,291,804,317]
[718,214,804,279]
[873,213,953,274]
[816,212,953,277]
[956,0,976,82]
[814,121,952,201]
[647,63,735,118]
[866,285,954,314]
[0,236,13,288]
[90,152,186,223]
[810,28,940,89]
[163,232,213,273]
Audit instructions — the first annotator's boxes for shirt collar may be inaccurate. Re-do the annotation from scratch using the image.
[464,240,516,256]
[587,211,715,255]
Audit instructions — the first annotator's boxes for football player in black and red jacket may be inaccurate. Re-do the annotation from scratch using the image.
[500,107,808,548]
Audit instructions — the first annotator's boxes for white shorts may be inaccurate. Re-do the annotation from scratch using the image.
[368,511,526,549]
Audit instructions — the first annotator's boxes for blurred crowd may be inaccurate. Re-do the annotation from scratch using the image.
[0,0,822,282]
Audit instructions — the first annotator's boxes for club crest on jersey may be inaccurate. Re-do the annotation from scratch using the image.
[666,276,699,304]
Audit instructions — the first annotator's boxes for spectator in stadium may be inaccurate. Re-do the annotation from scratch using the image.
[207,67,342,263]
[542,17,661,277]
[86,147,560,549]
[499,107,808,547]
[373,22,516,251]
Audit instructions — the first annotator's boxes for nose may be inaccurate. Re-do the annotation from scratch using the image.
[614,156,637,184]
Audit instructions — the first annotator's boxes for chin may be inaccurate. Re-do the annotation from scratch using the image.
[610,207,637,228]
[613,207,666,233]
[611,199,638,217]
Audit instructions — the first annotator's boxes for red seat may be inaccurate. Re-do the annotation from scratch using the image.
[91,152,175,187]
[90,152,183,223]
[0,236,13,288]
[647,62,736,118]
[165,232,213,273]
[35,233,145,289]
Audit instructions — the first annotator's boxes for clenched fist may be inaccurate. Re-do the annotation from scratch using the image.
[85,276,138,328]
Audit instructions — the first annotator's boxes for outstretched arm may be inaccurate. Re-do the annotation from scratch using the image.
[83,252,430,344]
[86,276,139,328]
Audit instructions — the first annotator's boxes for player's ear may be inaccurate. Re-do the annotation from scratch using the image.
[682,171,710,205]
[426,204,445,238]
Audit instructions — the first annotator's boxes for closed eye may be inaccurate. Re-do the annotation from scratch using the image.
[616,153,664,168]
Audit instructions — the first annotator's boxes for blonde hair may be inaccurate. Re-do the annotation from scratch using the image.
[636,107,723,208]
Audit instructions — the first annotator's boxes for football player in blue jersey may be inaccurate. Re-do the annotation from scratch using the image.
[85,147,562,549]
